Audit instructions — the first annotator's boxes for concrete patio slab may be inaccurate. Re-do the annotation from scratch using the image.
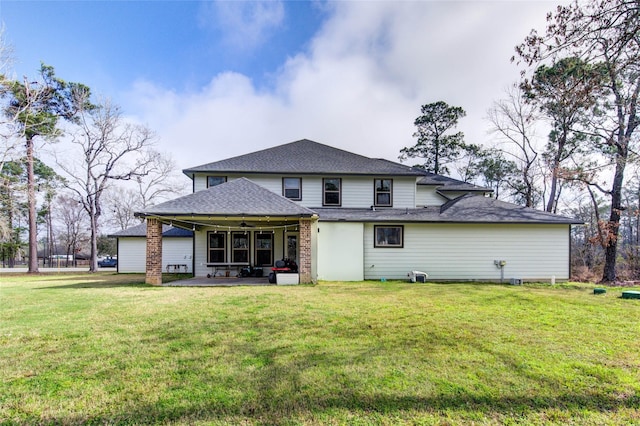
[164,276,272,287]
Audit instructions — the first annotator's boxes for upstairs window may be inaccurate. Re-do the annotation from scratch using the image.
[323,178,341,206]
[207,176,227,188]
[374,179,393,206]
[283,177,302,200]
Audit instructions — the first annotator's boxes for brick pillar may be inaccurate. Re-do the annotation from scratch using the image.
[299,218,312,284]
[146,218,163,285]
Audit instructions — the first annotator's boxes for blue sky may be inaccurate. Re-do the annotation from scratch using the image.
[0,1,564,171]
[2,1,324,93]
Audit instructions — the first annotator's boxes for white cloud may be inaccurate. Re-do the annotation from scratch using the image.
[199,0,285,51]
[128,1,564,172]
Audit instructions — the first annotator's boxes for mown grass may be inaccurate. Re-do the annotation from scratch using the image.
[1,273,639,425]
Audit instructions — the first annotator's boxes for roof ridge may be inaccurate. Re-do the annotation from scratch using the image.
[182,139,424,176]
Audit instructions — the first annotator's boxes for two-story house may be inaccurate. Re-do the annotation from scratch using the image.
[130,139,580,285]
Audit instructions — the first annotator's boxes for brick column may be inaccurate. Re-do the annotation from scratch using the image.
[299,218,312,284]
[145,218,163,285]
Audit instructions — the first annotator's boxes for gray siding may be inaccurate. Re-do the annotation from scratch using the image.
[118,239,146,273]
[118,238,193,273]
[363,223,570,281]
[416,186,447,207]
[192,173,417,208]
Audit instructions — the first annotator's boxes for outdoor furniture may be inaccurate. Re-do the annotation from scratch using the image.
[206,263,249,278]
[269,259,299,284]
[166,264,188,273]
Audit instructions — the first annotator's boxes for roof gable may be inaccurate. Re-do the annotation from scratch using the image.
[183,139,424,177]
[137,177,315,217]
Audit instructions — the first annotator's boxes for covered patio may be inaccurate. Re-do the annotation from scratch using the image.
[135,178,318,286]
[163,275,272,287]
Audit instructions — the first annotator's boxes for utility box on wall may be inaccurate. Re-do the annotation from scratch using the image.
[408,270,428,283]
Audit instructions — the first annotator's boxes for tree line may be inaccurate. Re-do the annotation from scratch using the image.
[0,55,185,272]
[399,0,640,283]
[2,0,638,282]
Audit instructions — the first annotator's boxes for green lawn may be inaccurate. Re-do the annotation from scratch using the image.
[1,273,639,425]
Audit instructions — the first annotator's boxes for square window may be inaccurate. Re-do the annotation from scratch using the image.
[374,225,403,248]
[283,177,302,200]
[323,178,341,206]
[374,179,393,206]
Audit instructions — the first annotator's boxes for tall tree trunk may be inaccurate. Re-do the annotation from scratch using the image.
[47,204,53,267]
[546,171,558,213]
[434,138,440,175]
[89,207,98,272]
[602,150,627,282]
[546,127,569,213]
[7,189,15,268]
[602,72,640,282]
[26,136,38,273]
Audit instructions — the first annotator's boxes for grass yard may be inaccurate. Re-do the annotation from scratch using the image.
[0,273,639,425]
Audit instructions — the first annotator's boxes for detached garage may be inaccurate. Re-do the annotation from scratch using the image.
[110,224,194,273]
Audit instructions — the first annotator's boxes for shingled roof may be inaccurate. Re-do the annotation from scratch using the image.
[109,224,194,238]
[314,195,581,225]
[183,139,425,177]
[417,173,492,193]
[137,178,315,217]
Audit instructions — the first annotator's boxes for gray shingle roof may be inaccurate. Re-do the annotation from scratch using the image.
[314,195,581,224]
[438,195,581,224]
[137,177,316,217]
[183,139,425,176]
[418,173,492,192]
[109,223,194,238]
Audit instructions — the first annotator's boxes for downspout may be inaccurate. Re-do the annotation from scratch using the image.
[192,228,196,277]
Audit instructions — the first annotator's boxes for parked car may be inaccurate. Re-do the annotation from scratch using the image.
[98,257,118,268]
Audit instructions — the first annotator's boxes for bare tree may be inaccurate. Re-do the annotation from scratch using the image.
[516,0,640,282]
[54,194,89,266]
[102,151,185,231]
[134,150,187,209]
[487,86,543,207]
[103,186,143,231]
[523,57,608,213]
[55,98,157,272]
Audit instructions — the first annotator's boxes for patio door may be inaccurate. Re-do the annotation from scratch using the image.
[286,233,298,264]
